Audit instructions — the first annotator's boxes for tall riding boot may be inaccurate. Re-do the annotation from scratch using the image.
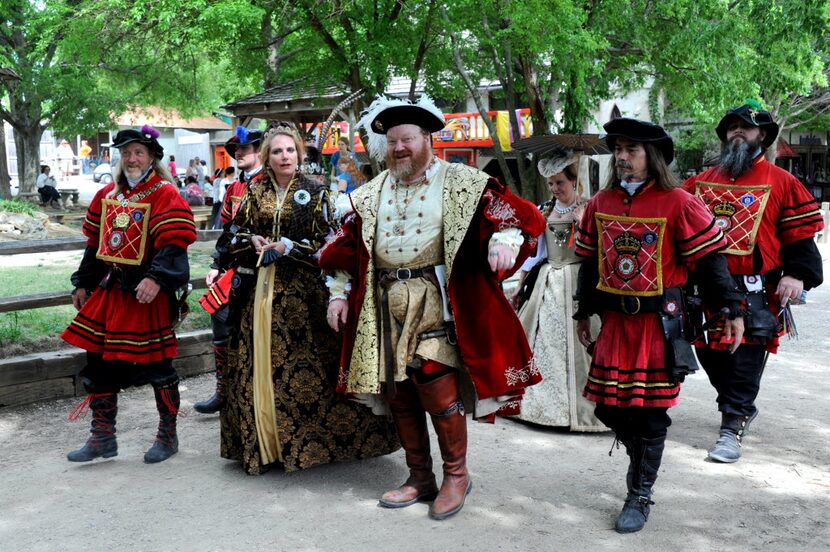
[415,371,471,521]
[194,344,227,414]
[379,379,438,508]
[615,435,665,533]
[708,412,753,463]
[67,393,118,462]
[144,382,180,463]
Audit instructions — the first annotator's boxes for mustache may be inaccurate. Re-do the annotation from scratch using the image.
[616,160,633,169]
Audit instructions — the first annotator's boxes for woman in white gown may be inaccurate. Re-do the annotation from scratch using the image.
[511,151,605,431]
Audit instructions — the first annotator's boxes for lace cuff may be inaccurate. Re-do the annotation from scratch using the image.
[489,227,524,257]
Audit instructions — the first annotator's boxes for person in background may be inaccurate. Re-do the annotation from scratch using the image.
[79,140,92,175]
[682,101,824,464]
[509,150,605,431]
[335,156,365,193]
[194,127,262,414]
[167,155,178,182]
[36,165,61,208]
[57,139,75,183]
[184,175,205,206]
[329,136,356,180]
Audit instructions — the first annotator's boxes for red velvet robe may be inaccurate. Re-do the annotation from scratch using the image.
[319,167,545,418]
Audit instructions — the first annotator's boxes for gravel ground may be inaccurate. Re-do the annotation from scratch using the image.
[1,246,828,552]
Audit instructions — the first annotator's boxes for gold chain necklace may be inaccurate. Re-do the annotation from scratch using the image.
[392,174,428,236]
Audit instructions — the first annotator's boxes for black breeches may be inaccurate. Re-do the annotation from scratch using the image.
[594,405,672,440]
[695,345,767,417]
[80,352,178,394]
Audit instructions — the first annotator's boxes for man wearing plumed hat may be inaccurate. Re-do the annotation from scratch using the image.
[319,95,545,520]
[194,126,263,414]
[683,101,824,464]
[62,125,197,464]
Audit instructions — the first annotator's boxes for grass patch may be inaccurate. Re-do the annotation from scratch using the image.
[0,241,219,357]
[0,199,40,217]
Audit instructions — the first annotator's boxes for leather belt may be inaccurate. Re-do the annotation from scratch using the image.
[376,266,439,398]
[598,290,678,315]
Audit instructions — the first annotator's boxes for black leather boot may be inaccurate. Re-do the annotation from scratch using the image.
[67,393,118,462]
[194,344,226,414]
[615,435,665,534]
[144,383,180,463]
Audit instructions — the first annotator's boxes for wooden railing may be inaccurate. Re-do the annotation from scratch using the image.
[0,230,220,313]
[0,230,222,408]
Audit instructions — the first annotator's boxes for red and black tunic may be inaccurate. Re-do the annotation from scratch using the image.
[683,157,824,352]
[575,182,727,408]
[61,173,197,363]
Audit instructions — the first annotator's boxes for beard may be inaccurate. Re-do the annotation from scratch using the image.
[720,135,762,178]
[386,145,432,181]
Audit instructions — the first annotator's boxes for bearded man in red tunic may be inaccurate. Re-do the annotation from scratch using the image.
[574,118,746,533]
[62,126,196,464]
[319,96,545,520]
[683,102,824,464]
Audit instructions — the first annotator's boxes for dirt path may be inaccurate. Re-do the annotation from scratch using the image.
[1,248,828,552]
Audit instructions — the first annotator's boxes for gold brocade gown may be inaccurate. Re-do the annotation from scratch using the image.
[219,173,400,474]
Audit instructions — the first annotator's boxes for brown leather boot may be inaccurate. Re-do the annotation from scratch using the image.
[379,379,438,508]
[416,371,472,520]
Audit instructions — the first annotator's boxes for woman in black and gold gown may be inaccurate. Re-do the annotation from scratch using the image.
[219,124,399,474]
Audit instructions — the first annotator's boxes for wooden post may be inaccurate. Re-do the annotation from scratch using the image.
[821,202,829,244]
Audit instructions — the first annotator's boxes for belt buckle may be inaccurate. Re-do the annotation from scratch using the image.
[396,267,412,280]
[621,295,641,315]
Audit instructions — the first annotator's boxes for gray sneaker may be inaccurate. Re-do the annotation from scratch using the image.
[708,430,742,463]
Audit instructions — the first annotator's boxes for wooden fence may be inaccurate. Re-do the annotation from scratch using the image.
[0,230,221,408]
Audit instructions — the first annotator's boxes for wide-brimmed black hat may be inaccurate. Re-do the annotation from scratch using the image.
[112,125,164,159]
[715,104,779,148]
[225,126,263,157]
[602,118,674,165]
[370,104,445,135]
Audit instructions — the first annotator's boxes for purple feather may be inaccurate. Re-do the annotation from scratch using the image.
[141,124,160,139]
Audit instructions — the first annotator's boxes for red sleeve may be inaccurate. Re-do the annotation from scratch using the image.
[777,173,824,245]
[318,213,361,275]
[149,185,197,251]
[575,195,600,258]
[81,185,113,247]
[676,192,727,263]
[220,180,245,224]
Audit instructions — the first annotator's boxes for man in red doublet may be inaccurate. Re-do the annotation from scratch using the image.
[62,126,196,464]
[194,127,263,414]
[574,118,746,533]
[683,102,824,463]
[319,95,545,520]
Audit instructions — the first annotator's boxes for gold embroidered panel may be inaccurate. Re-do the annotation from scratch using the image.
[694,181,771,256]
[596,213,666,297]
[97,199,151,265]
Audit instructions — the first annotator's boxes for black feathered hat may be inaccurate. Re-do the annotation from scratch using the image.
[225,126,263,157]
[602,118,674,165]
[112,124,164,159]
[715,101,779,148]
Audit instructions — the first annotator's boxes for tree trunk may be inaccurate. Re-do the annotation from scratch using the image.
[13,123,42,194]
[0,126,11,199]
